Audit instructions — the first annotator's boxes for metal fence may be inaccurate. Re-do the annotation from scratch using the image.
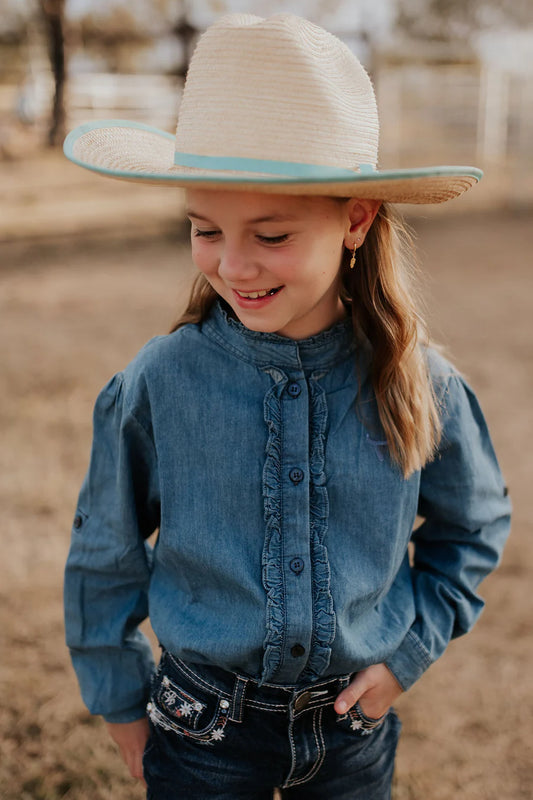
[3,58,533,178]
[376,63,533,170]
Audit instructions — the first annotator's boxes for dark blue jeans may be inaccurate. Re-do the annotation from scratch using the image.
[143,651,401,799]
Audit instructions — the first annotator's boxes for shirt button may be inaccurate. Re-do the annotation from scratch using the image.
[291,644,306,658]
[287,382,301,398]
[290,557,304,575]
[289,467,304,484]
[73,515,83,529]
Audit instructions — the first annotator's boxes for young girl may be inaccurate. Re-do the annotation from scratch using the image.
[64,14,511,799]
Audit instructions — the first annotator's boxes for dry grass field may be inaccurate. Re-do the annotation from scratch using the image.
[1,196,532,798]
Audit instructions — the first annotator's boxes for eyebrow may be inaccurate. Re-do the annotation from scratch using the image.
[186,210,298,224]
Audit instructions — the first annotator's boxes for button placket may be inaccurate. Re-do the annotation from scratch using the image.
[289,558,304,575]
[287,382,301,398]
[290,644,306,658]
[289,467,304,484]
[264,370,313,683]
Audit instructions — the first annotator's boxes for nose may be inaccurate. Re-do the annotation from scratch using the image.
[218,243,261,283]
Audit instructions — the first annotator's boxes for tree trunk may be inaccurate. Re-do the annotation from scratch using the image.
[174,17,196,79]
[39,0,67,146]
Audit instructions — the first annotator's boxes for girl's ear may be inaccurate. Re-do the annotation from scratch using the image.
[343,199,381,249]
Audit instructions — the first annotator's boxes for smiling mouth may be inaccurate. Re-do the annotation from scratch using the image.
[234,286,283,299]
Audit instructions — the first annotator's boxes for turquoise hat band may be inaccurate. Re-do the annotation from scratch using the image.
[63,120,483,199]
[172,151,376,178]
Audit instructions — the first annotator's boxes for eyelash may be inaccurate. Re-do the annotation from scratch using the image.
[193,229,289,245]
[193,229,218,238]
[258,234,289,244]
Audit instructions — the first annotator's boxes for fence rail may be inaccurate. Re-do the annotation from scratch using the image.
[376,63,533,169]
[66,73,182,131]
[2,63,533,174]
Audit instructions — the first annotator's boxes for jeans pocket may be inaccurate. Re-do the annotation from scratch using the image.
[147,666,231,746]
[336,702,387,736]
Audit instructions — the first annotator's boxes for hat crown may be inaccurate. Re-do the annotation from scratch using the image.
[175,13,379,171]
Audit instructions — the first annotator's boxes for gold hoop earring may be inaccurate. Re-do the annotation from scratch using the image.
[349,243,357,270]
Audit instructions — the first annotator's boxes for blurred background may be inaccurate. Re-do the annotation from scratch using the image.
[1,2,532,799]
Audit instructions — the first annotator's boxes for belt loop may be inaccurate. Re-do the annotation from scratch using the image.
[230,675,248,723]
[338,674,351,692]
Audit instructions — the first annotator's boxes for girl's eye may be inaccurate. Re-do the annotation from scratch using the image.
[257,234,289,244]
[193,228,219,238]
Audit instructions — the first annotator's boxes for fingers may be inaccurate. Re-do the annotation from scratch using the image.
[125,750,146,782]
[334,663,404,717]
[116,742,145,783]
[106,717,150,785]
[334,672,368,715]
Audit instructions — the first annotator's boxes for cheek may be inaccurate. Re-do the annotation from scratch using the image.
[297,242,343,287]
[315,239,345,282]
[265,246,313,280]
[300,232,343,267]
[191,240,217,276]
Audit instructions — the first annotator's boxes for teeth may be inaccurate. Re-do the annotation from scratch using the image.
[237,288,276,299]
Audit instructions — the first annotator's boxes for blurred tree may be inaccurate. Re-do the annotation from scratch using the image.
[173,14,196,78]
[397,0,533,40]
[39,0,67,145]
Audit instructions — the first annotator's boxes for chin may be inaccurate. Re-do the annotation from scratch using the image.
[228,307,281,333]
[239,318,283,334]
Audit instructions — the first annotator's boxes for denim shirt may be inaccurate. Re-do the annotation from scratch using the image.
[64,302,511,723]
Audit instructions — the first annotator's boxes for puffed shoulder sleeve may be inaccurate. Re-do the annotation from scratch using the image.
[385,367,511,690]
[64,372,160,723]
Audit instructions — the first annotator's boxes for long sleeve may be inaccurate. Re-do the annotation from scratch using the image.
[64,372,160,722]
[385,371,511,690]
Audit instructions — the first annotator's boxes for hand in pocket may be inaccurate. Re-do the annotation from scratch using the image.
[334,663,403,719]
[107,716,150,785]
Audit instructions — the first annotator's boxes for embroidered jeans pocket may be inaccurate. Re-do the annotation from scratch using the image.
[336,702,387,736]
[147,670,230,745]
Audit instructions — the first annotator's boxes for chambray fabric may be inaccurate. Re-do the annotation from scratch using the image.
[64,301,511,723]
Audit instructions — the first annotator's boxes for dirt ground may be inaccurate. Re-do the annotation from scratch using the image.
[1,185,532,798]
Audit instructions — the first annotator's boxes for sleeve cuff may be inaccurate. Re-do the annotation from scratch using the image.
[385,628,433,691]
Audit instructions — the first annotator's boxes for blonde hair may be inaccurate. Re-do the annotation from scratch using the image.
[170,203,441,477]
[341,203,441,476]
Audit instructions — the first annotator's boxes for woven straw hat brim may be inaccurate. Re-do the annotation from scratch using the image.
[64,120,482,205]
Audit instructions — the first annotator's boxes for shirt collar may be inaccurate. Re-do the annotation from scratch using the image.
[202,301,357,372]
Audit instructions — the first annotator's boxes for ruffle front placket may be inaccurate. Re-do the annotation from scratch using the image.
[260,366,336,684]
[300,373,336,681]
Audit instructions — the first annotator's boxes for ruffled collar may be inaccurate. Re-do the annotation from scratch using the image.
[201,300,356,371]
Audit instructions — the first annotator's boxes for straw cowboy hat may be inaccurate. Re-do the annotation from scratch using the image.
[64,13,482,204]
